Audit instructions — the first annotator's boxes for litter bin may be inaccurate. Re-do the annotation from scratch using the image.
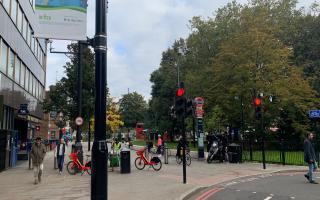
[228,143,242,163]
[120,150,131,174]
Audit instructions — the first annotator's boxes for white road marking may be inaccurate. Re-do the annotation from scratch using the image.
[252,192,257,194]
[225,181,238,186]
[264,196,273,200]
[290,197,295,199]
[236,190,241,192]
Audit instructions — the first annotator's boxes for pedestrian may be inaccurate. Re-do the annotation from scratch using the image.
[55,139,67,175]
[157,134,163,155]
[304,132,318,184]
[30,137,46,185]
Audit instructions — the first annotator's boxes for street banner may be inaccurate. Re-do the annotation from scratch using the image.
[35,0,87,40]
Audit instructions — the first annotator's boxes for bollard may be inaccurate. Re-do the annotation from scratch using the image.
[164,147,168,164]
[28,152,33,170]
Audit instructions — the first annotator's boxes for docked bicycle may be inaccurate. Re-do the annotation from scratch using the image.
[66,151,91,175]
[134,148,162,171]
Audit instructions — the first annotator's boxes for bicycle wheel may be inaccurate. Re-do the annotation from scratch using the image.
[152,160,162,171]
[176,155,182,164]
[186,154,192,166]
[134,157,145,170]
[66,161,77,175]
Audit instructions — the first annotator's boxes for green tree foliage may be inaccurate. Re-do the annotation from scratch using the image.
[119,92,148,128]
[42,43,95,128]
[149,0,320,138]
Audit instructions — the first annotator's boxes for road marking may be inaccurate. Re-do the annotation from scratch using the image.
[264,197,273,200]
[236,190,241,192]
[290,197,295,199]
[225,181,238,186]
[252,192,257,194]
[195,188,223,200]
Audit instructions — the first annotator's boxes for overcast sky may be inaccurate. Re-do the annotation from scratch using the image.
[46,0,315,101]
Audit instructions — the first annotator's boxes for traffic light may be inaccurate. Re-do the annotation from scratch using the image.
[36,126,40,131]
[254,97,262,119]
[175,82,186,118]
[185,99,193,117]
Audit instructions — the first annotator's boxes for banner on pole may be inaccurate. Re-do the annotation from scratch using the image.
[35,0,87,40]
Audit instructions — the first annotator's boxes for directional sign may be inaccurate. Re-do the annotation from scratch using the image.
[309,110,320,119]
[75,117,84,126]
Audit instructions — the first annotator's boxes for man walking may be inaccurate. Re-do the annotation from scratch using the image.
[304,132,318,184]
[30,137,46,184]
[55,139,67,174]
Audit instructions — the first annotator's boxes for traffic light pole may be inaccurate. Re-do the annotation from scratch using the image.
[261,112,266,169]
[182,115,187,184]
[75,41,83,165]
[91,0,108,199]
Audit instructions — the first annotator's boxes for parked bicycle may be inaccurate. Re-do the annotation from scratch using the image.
[66,151,91,175]
[134,148,162,171]
[176,147,192,166]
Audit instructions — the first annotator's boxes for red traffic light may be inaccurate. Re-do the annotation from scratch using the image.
[254,98,262,106]
[176,88,185,97]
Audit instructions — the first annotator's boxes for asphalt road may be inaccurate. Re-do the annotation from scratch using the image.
[186,171,320,200]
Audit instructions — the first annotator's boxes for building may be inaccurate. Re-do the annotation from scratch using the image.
[0,0,46,171]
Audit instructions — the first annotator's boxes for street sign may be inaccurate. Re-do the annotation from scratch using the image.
[18,104,29,115]
[309,110,320,118]
[75,117,84,126]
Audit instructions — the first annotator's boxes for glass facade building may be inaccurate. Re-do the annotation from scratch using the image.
[0,0,46,170]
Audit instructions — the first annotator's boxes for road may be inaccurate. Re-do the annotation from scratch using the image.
[186,171,320,200]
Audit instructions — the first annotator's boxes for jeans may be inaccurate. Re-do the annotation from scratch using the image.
[306,162,316,182]
[33,163,43,180]
[57,155,65,172]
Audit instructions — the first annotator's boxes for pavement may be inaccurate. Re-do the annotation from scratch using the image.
[0,142,308,200]
[185,171,320,200]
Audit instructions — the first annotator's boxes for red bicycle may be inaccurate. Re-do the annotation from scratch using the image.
[66,151,91,175]
[134,148,162,171]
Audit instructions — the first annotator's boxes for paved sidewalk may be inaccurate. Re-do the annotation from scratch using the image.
[0,143,307,200]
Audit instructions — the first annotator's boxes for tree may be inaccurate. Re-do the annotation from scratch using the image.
[119,92,147,128]
[42,43,95,128]
[107,98,124,135]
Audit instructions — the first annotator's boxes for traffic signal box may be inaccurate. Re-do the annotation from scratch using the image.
[254,97,262,119]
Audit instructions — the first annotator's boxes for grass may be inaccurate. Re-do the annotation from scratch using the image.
[133,140,308,166]
[242,150,306,166]
[132,140,204,152]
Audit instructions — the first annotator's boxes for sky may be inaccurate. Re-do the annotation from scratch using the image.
[46,0,315,101]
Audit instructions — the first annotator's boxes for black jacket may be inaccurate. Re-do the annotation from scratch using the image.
[304,138,316,163]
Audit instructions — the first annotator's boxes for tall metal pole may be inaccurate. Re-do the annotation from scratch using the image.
[261,111,266,169]
[182,115,187,184]
[88,119,91,151]
[75,41,83,164]
[91,0,108,199]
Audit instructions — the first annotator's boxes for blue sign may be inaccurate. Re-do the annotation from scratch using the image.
[309,110,320,118]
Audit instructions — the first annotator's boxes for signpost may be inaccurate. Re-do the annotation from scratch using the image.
[75,117,84,126]
[194,97,204,159]
[309,110,320,119]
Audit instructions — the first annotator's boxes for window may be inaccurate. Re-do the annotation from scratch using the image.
[25,69,29,91]
[27,25,31,46]
[32,76,35,96]
[10,0,17,24]
[0,41,8,74]
[14,57,20,83]
[38,45,41,61]
[20,63,25,87]
[31,36,35,53]
[3,0,10,13]
[8,50,14,79]
[17,6,22,33]
[23,16,27,40]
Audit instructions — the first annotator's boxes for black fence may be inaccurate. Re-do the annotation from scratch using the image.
[240,139,319,166]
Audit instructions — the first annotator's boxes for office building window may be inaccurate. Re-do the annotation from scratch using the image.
[17,6,22,33]
[8,50,14,79]
[31,36,35,53]
[20,63,25,87]
[26,25,30,46]
[23,16,27,40]
[32,76,35,96]
[10,0,17,24]
[0,41,8,74]
[25,69,29,91]
[3,0,10,13]
[14,57,20,83]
